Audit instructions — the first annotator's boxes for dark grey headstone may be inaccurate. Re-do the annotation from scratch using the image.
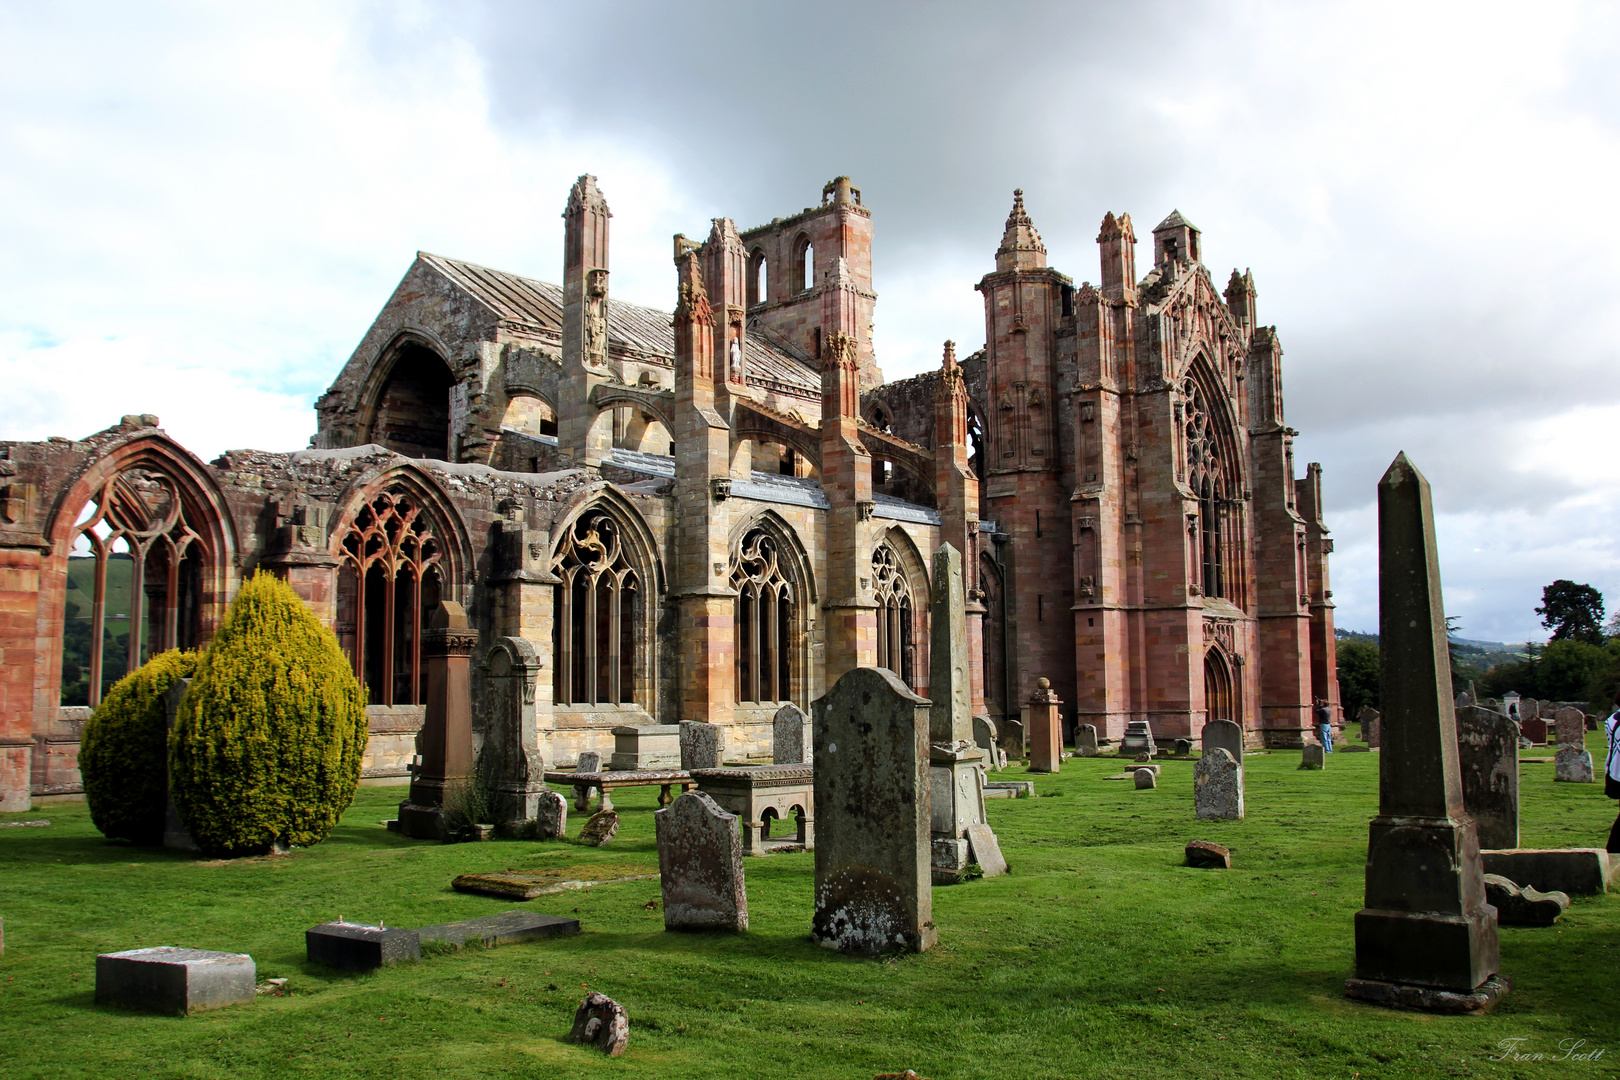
[1185,840,1231,869]
[1457,704,1518,849]
[484,636,547,826]
[656,791,747,932]
[1301,744,1325,769]
[679,720,724,771]
[1349,453,1499,1001]
[1482,875,1568,926]
[306,922,421,971]
[1358,706,1381,748]
[417,910,580,947]
[534,790,567,839]
[1479,848,1612,895]
[772,702,810,764]
[1133,767,1156,789]
[1201,718,1244,766]
[1073,722,1099,757]
[1194,747,1243,820]
[972,714,998,757]
[811,666,935,955]
[576,751,602,773]
[96,947,255,1014]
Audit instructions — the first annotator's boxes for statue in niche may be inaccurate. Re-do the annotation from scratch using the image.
[585,269,610,367]
[729,330,744,382]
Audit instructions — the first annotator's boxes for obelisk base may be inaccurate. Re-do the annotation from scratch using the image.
[1345,974,1511,1015]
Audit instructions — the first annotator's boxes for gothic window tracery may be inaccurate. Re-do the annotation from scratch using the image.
[336,488,444,706]
[1185,378,1228,600]
[61,469,209,706]
[732,527,794,704]
[551,509,638,707]
[872,541,915,687]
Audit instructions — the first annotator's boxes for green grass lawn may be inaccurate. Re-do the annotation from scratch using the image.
[1,735,1616,1080]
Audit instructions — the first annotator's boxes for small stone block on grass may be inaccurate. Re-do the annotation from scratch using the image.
[306,922,421,972]
[1185,840,1231,869]
[95,947,256,1014]
[417,910,581,947]
[571,991,629,1056]
[965,821,1008,878]
[1482,875,1569,926]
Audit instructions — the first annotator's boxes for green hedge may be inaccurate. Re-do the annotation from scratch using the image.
[170,570,368,857]
[79,649,200,843]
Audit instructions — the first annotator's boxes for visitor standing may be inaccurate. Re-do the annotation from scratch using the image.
[1314,698,1334,753]
[1605,696,1620,853]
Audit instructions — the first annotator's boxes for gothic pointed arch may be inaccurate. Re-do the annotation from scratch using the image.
[49,431,239,707]
[871,526,929,691]
[1182,351,1246,604]
[1203,639,1238,725]
[978,548,1007,722]
[355,328,457,460]
[548,485,664,711]
[328,462,473,705]
[729,510,815,708]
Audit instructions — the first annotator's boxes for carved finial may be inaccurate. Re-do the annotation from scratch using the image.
[997,188,1046,270]
[674,250,712,326]
[565,174,610,218]
[942,340,957,371]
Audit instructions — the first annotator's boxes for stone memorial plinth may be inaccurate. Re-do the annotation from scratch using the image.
[394,602,479,841]
[812,666,936,954]
[609,725,681,770]
[679,720,724,771]
[1201,719,1244,766]
[772,702,810,764]
[1026,679,1062,773]
[1347,454,1502,1013]
[1073,723,1099,758]
[96,947,255,1014]
[306,922,421,971]
[693,765,814,854]
[417,910,580,947]
[656,791,747,932]
[483,636,548,831]
[1554,707,1586,749]
[1456,705,1519,850]
[1120,719,1156,757]
[1555,746,1595,783]
[1194,747,1243,820]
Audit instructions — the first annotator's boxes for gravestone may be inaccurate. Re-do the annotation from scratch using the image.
[609,724,681,769]
[772,702,810,765]
[1185,840,1231,869]
[1553,707,1585,749]
[1346,453,1502,1013]
[1194,747,1243,820]
[1026,678,1062,773]
[1481,875,1568,926]
[579,810,620,846]
[656,791,747,932]
[306,922,420,971]
[1554,746,1595,783]
[1480,848,1613,895]
[999,714,1026,758]
[965,821,1008,877]
[417,910,579,947]
[96,947,255,1014]
[1201,719,1244,766]
[1301,744,1325,769]
[395,602,479,841]
[162,678,198,852]
[1358,706,1381,748]
[1134,767,1156,789]
[1520,715,1548,745]
[679,720,724,771]
[811,666,935,954]
[533,790,567,840]
[1174,738,1192,756]
[1073,723,1099,757]
[1456,704,1519,850]
[1120,720,1157,757]
[926,543,1003,883]
[483,637,548,830]
[1455,692,1471,708]
[571,992,629,1056]
[972,715,1006,770]
[575,750,602,774]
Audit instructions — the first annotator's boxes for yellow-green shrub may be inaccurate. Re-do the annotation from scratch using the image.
[79,649,200,843]
[170,570,368,857]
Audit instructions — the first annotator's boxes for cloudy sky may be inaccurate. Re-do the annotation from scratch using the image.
[3,0,1618,643]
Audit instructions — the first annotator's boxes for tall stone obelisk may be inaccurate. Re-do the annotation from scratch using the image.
[1345,453,1506,1013]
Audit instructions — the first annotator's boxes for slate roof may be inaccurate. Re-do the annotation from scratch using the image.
[419,252,820,393]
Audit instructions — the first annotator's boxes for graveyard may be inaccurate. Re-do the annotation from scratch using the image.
[2,731,1616,1080]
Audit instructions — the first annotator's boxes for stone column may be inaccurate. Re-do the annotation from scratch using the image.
[395,601,478,840]
[1027,678,1063,773]
[483,636,546,831]
[0,543,41,812]
[558,175,614,467]
[820,319,878,683]
[1347,453,1503,1012]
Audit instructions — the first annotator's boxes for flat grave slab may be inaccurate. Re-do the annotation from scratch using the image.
[452,864,658,900]
[1480,848,1613,896]
[417,910,580,948]
[306,922,420,971]
[984,780,1033,798]
[96,946,255,1014]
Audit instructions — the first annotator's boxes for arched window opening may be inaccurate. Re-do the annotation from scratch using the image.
[552,510,639,706]
[1185,380,1227,600]
[748,250,767,307]
[794,237,814,294]
[979,555,1006,722]
[872,459,894,486]
[337,489,444,706]
[732,528,794,704]
[373,343,455,460]
[61,470,208,707]
[968,411,985,480]
[872,541,914,687]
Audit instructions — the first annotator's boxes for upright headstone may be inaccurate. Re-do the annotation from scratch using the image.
[679,720,724,771]
[926,544,1003,881]
[1456,704,1519,850]
[1358,706,1381,748]
[1201,719,1244,767]
[1554,745,1595,783]
[484,637,548,830]
[1134,767,1157,789]
[812,667,936,954]
[1073,723,1099,757]
[1553,707,1586,750]
[1194,747,1244,820]
[772,702,810,765]
[1120,720,1157,757]
[1346,454,1502,1012]
[1301,743,1325,769]
[576,750,602,773]
[972,715,1006,771]
[1026,679,1063,773]
[1455,692,1471,709]
[1520,714,1548,745]
[655,791,747,932]
[396,602,479,841]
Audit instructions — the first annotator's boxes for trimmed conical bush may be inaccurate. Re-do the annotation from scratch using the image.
[170,570,368,856]
[79,648,200,843]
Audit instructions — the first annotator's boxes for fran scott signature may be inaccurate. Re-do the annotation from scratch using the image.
[1489,1039,1607,1063]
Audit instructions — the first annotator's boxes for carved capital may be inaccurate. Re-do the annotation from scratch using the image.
[857,500,876,522]
[711,477,731,502]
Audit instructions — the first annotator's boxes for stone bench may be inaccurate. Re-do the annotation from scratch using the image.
[544,769,694,813]
[691,765,814,855]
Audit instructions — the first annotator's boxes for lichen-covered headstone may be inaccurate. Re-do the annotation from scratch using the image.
[1194,747,1243,820]
[1456,704,1519,849]
[656,791,746,932]
[571,992,629,1056]
[576,750,601,773]
[772,702,810,764]
[811,666,935,955]
[1301,743,1325,769]
[579,810,619,846]
[1553,707,1586,750]
[1073,723,1099,758]
[679,720,724,771]
[1201,718,1244,767]
[533,790,567,840]
[1554,746,1595,783]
